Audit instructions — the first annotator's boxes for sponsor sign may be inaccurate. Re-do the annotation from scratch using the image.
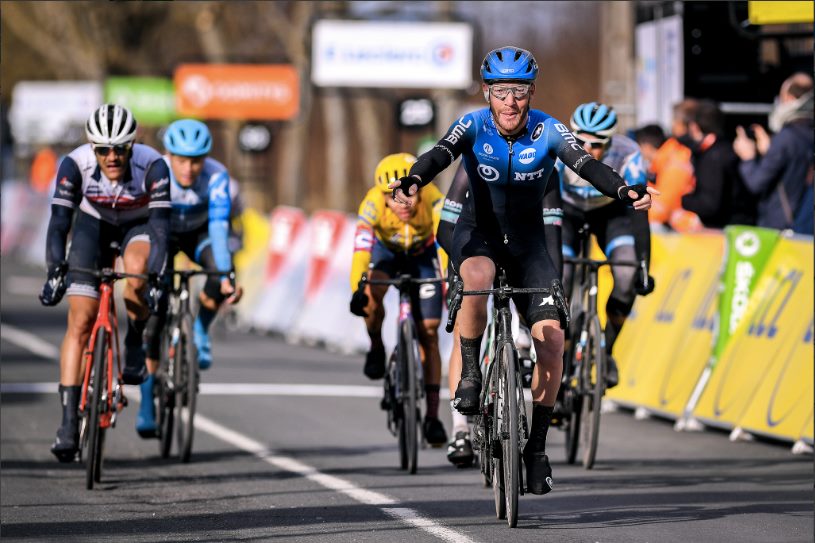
[711,226,780,365]
[748,1,814,24]
[693,236,813,439]
[175,64,299,120]
[397,98,435,129]
[607,233,724,417]
[635,15,684,128]
[9,81,102,145]
[312,19,473,88]
[104,77,175,126]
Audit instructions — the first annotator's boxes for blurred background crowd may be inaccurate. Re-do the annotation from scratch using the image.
[1,1,813,235]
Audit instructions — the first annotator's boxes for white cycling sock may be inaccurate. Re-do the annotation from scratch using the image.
[451,401,469,434]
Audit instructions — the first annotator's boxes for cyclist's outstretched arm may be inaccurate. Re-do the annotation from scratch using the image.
[207,170,233,277]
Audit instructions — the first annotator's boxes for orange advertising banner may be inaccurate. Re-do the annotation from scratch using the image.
[174,64,299,120]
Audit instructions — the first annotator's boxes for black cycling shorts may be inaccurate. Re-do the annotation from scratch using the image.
[170,226,228,304]
[66,211,151,299]
[561,201,635,258]
[451,216,561,327]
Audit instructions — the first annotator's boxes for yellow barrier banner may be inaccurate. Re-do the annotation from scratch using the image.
[692,236,814,438]
[607,232,724,416]
[607,232,681,405]
[233,208,272,323]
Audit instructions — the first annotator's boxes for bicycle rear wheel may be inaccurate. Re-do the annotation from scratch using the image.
[500,344,520,528]
[580,315,606,470]
[86,328,107,490]
[157,323,175,459]
[176,314,198,463]
[400,319,419,474]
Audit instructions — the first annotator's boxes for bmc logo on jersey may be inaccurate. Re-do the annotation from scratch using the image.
[518,148,536,165]
[554,123,582,152]
[444,116,473,145]
[478,164,500,182]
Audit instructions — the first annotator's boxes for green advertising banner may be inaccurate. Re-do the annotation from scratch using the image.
[104,77,175,126]
[711,225,781,363]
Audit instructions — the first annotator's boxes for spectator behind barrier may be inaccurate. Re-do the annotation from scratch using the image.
[681,100,757,229]
[733,72,814,234]
[634,124,694,230]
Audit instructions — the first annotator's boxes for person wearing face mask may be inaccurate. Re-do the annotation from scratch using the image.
[680,100,757,228]
[733,72,814,233]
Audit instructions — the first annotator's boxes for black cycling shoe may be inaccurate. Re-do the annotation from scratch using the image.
[51,422,79,463]
[447,431,475,467]
[423,416,448,447]
[606,355,619,389]
[363,346,386,380]
[524,450,554,495]
[453,378,482,415]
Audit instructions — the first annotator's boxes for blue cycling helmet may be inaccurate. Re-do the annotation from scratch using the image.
[163,119,212,156]
[480,46,539,83]
[570,102,618,140]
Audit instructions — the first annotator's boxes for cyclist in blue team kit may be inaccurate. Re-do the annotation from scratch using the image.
[137,119,242,437]
[390,47,656,493]
[39,104,171,461]
[437,162,564,467]
[557,102,656,391]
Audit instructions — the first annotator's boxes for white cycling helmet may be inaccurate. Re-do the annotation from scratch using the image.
[85,104,137,146]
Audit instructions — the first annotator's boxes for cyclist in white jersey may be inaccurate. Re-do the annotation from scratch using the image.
[556,102,656,391]
[137,119,242,437]
[39,104,171,462]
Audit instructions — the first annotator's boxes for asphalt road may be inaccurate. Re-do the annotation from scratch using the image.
[1,260,812,542]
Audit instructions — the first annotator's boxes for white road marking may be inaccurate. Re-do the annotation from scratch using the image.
[1,323,61,359]
[2,323,478,542]
[194,414,477,543]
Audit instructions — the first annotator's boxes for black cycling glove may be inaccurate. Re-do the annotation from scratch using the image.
[634,265,656,296]
[392,176,419,203]
[349,288,369,317]
[617,184,648,206]
[39,262,68,307]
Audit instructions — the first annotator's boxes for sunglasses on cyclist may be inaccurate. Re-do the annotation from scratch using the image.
[93,144,131,157]
[575,136,609,150]
[489,84,532,100]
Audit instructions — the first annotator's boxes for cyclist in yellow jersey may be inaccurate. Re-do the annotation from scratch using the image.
[349,153,448,446]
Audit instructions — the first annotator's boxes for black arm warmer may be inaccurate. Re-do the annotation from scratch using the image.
[628,206,652,270]
[542,176,564,279]
[575,158,627,200]
[45,205,74,271]
[410,145,456,187]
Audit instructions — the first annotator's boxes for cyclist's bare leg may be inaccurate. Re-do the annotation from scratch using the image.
[60,295,99,385]
[418,318,447,443]
[530,320,564,406]
[122,240,150,320]
[454,257,494,414]
[364,270,390,350]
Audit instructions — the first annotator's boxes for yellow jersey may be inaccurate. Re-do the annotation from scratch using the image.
[350,184,445,290]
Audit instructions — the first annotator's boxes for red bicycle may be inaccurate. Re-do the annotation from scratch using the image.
[71,264,148,489]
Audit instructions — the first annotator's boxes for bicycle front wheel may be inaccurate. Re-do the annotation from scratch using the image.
[176,314,199,463]
[86,328,107,490]
[491,351,506,520]
[400,319,419,474]
[157,324,175,459]
[580,315,606,470]
[500,344,521,527]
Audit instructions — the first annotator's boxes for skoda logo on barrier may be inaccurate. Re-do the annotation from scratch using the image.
[735,231,760,257]
[181,75,213,108]
[478,164,500,182]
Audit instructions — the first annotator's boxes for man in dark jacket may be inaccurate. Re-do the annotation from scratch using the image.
[681,100,756,228]
[734,72,814,233]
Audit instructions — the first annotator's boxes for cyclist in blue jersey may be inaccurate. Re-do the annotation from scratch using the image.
[390,46,657,494]
[39,104,171,461]
[557,102,656,391]
[137,119,242,437]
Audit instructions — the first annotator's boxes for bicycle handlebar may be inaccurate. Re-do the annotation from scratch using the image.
[564,258,650,294]
[444,279,553,334]
[363,274,443,288]
[69,266,149,281]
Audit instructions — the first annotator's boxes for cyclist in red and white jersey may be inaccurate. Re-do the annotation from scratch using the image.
[39,104,171,462]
